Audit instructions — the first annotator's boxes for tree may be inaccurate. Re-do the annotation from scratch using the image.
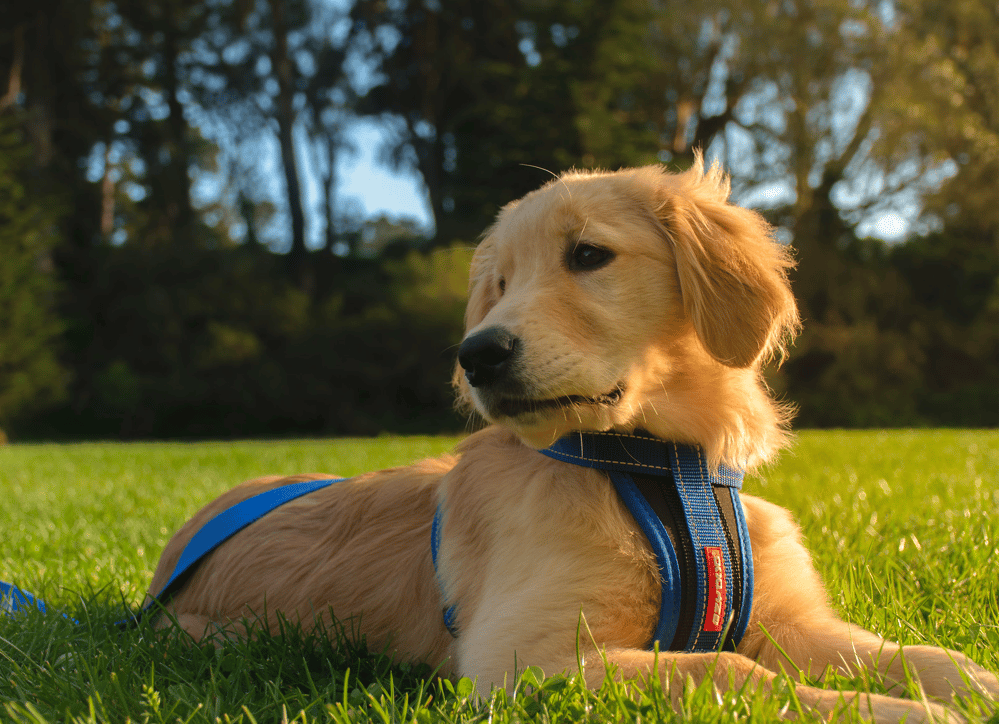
[186,0,355,288]
[622,0,996,424]
[0,113,66,429]
[349,0,663,243]
[870,0,997,231]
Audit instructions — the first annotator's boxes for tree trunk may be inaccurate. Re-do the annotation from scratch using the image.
[324,136,338,253]
[268,0,310,289]
[161,21,195,243]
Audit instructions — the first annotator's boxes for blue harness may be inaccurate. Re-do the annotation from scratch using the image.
[1,478,343,622]
[3,431,753,654]
[432,431,754,652]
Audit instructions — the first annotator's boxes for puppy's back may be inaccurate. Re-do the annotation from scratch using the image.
[148,456,456,665]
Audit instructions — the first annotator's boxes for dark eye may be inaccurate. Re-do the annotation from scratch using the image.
[569,243,614,271]
[498,277,506,295]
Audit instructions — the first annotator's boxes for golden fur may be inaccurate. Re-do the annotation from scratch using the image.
[148,158,997,722]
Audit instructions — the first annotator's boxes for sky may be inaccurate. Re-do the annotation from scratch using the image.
[335,122,914,243]
[112,110,915,250]
[339,123,432,227]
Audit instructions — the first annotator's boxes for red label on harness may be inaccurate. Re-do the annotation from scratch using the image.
[703,546,726,632]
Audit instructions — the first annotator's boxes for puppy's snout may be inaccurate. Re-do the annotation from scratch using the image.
[459,327,517,387]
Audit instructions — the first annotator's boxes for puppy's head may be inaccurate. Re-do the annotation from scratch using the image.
[454,157,799,459]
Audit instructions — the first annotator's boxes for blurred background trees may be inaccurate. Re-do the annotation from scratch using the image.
[0,0,995,438]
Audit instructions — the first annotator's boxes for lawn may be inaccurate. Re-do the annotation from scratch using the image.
[1,430,997,722]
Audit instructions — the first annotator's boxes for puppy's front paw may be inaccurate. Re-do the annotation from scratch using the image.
[900,646,998,706]
[963,666,998,702]
[948,669,999,724]
[937,663,998,708]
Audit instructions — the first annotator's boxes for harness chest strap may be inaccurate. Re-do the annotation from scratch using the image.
[433,431,754,653]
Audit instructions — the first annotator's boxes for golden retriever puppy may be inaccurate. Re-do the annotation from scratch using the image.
[147,158,997,723]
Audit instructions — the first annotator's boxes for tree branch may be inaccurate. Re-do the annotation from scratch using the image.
[0,24,25,111]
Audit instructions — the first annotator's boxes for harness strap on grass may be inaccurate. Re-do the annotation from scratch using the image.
[1,580,49,615]
[135,478,345,622]
[2,477,344,625]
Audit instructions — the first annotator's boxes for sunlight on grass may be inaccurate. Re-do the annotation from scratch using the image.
[1,430,996,723]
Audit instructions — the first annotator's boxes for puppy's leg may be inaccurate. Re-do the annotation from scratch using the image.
[452,584,953,723]
[461,640,956,723]
[755,620,999,704]
[741,495,998,705]
[154,612,222,642]
[154,612,250,645]
[599,649,960,724]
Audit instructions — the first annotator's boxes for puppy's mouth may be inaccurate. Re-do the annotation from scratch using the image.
[491,384,626,419]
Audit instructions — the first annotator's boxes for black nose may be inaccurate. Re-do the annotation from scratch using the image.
[458,327,517,387]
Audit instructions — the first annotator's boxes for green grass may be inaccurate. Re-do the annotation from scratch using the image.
[1,430,997,723]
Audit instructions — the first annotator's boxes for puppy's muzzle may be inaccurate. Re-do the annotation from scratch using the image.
[459,326,517,387]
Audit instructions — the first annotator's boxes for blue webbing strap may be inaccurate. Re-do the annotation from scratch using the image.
[541,431,742,489]
[0,580,48,615]
[136,477,344,619]
[430,505,459,637]
[2,477,343,624]
[606,470,683,649]
[728,486,754,647]
[539,431,752,653]
[668,443,735,652]
[544,431,684,480]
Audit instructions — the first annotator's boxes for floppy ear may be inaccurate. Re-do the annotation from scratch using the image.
[461,231,498,333]
[656,159,800,368]
[452,232,498,413]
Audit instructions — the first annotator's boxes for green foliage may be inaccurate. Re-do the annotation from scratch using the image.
[782,229,998,427]
[873,0,998,228]
[0,431,996,722]
[0,114,67,427]
[20,245,473,439]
